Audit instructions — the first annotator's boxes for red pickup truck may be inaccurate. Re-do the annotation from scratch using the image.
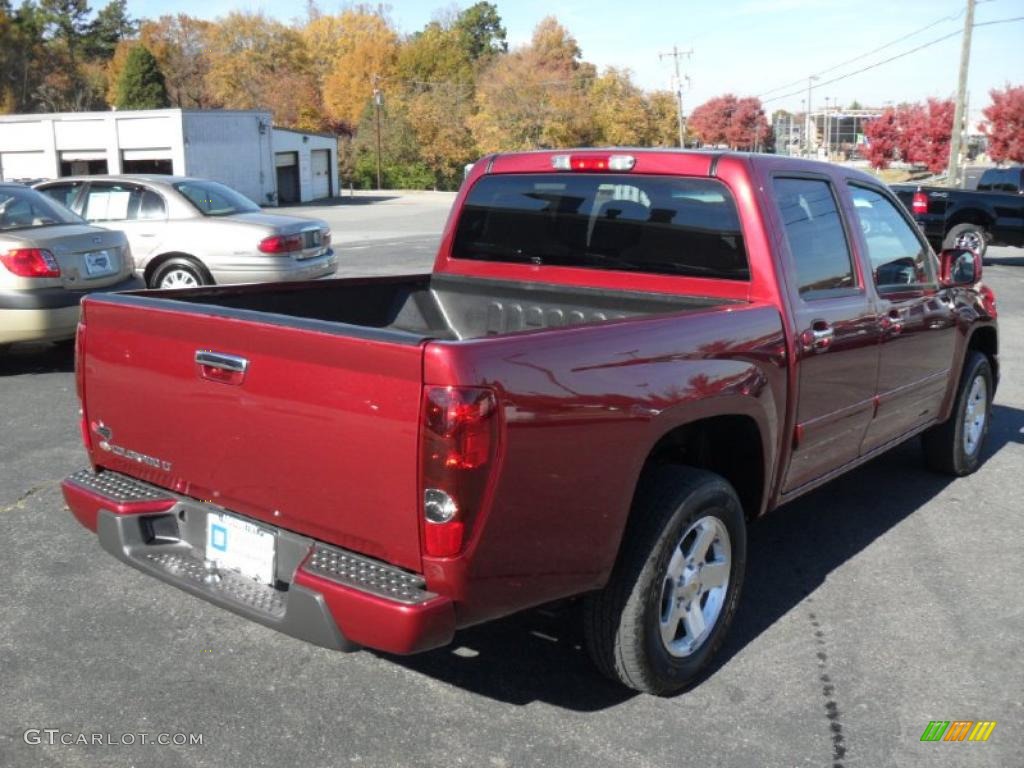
[62,150,998,695]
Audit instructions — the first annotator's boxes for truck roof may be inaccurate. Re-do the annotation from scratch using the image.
[476,148,881,186]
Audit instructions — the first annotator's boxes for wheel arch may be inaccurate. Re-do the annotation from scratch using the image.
[143,252,213,287]
[967,324,998,386]
[946,209,995,234]
[633,413,768,524]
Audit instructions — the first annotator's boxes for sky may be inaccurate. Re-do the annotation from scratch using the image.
[127,0,1024,122]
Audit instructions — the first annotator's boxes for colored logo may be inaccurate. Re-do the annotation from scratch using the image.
[920,721,997,742]
[210,524,228,552]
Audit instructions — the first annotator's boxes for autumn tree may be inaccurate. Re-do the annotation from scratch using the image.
[900,98,953,173]
[206,12,322,129]
[588,68,651,146]
[646,90,684,147]
[690,94,770,150]
[134,15,217,108]
[471,16,596,152]
[351,99,433,189]
[981,84,1024,163]
[309,7,399,132]
[396,19,478,187]
[115,44,168,109]
[863,107,899,169]
[863,99,953,172]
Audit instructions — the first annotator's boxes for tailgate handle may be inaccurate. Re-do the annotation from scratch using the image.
[195,351,248,384]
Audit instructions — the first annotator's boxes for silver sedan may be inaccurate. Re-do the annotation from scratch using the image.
[35,176,337,289]
[0,183,139,348]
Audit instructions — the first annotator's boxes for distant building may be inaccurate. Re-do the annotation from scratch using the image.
[772,108,884,158]
[0,108,338,205]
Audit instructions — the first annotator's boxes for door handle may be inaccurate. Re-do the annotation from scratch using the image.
[195,350,248,384]
[801,320,834,354]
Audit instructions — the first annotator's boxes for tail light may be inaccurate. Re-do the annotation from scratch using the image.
[0,248,61,277]
[551,153,636,172]
[258,234,304,254]
[421,386,500,557]
[912,190,928,215]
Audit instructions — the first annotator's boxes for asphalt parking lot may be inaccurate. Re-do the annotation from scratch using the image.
[1,194,1022,768]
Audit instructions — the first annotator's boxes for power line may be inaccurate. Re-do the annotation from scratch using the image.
[760,15,1024,106]
[756,0,1002,99]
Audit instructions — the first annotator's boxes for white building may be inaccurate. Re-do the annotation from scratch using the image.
[271,128,337,204]
[0,108,338,205]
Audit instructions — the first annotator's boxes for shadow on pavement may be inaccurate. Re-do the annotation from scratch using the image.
[0,341,74,376]
[391,404,1024,711]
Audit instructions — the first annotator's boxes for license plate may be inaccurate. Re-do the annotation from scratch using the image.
[84,250,115,277]
[205,511,276,585]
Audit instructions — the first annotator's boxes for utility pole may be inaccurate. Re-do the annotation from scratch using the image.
[372,75,384,191]
[805,75,819,157]
[948,0,975,187]
[659,46,693,147]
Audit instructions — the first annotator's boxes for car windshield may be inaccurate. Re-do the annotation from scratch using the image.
[0,186,83,231]
[174,180,260,216]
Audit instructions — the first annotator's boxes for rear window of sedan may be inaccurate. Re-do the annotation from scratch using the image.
[0,186,83,231]
[174,181,260,216]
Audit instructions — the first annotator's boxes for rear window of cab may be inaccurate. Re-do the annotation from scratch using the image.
[452,174,749,280]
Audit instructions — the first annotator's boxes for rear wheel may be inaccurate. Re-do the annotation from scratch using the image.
[922,351,993,476]
[151,257,210,290]
[583,466,747,695]
[944,223,989,260]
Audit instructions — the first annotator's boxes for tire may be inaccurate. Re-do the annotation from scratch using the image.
[943,223,989,260]
[922,351,993,476]
[583,466,747,695]
[150,257,210,290]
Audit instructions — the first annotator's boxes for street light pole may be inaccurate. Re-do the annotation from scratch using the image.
[947,0,975,187]
[806,75,819,157]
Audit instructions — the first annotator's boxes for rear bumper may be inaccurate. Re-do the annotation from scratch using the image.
[61,469,455,655]
[208,249,338,285]
[0,305,79,344]
[0,275,143,344]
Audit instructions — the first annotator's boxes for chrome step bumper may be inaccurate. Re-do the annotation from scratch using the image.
[64,469,453,654]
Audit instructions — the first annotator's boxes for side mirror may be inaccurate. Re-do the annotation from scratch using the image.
[940,248,981,287]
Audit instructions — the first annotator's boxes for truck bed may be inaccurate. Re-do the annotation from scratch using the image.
[117,274,733,342]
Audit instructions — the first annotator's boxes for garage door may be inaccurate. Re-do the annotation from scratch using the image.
[275,152,300,204]
[311,149,331,200]
[0,151,47,182]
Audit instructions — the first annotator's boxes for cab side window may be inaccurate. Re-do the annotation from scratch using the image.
[847,184,936,290]
[773,177,856,298]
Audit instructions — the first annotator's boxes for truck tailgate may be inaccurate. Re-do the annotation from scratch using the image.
[80,298,424,571]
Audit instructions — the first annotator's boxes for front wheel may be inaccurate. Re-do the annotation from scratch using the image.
[583,466,747,695]
[922,351,993,476]
[943,223,989,261]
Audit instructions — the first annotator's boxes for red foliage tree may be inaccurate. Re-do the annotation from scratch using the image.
[863,99,953,172]
[863,107,899,169]
[980,84,1024,163]
[900,98,953,173]
[690,94,771,150]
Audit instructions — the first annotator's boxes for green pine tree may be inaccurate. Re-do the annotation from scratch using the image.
[115,45,169,110]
